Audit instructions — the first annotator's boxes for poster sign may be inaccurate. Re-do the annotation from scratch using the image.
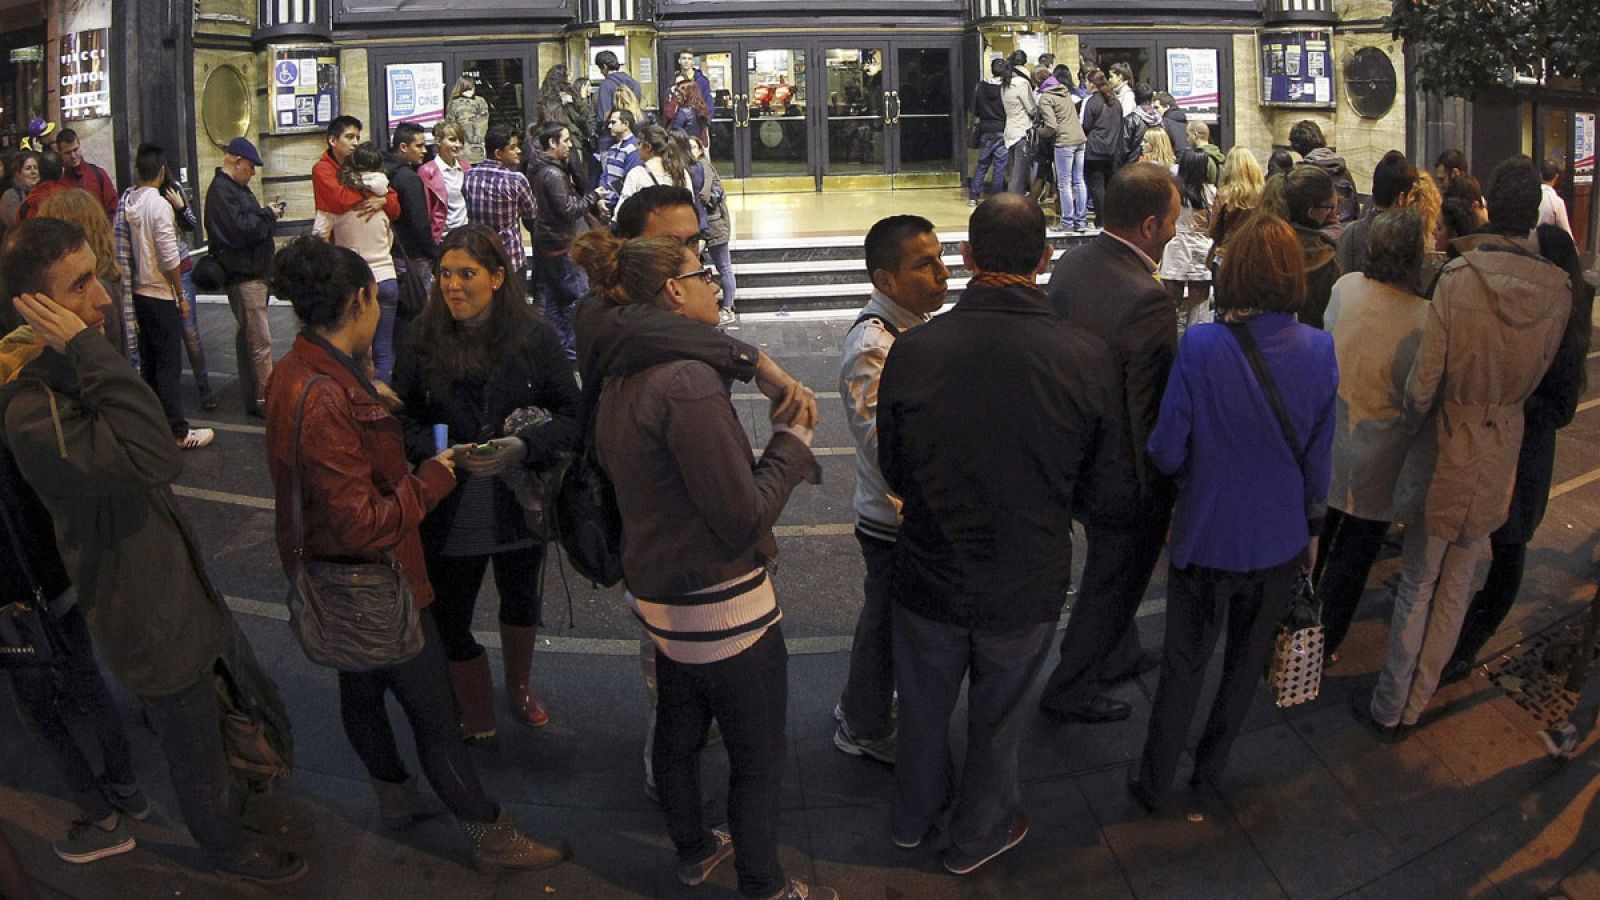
[1166,48,1220,125]
[271,45,340,135]
[386,62,446,133]
[1258,30,1335,109]
[59,29,110,121]
[1576,113,1595,186]
[588,40,626,82]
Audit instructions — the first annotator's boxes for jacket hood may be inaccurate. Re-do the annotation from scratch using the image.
[0,325,42,387]
[1162,107,1188,122]
[381,151,419,175]
[1295,225,1338,273]
[525,150,562,177]
[982,76,1002,87]
[1132,106,1160,127]
[1042,84,1073,98]
[1450,234,1572,328]
[1302,147,1348,178]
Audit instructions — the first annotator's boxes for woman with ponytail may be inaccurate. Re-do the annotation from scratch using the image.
[571,228,828,900]
[616,123,693,213]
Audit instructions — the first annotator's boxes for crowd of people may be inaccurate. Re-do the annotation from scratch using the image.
[0,52,1595,900]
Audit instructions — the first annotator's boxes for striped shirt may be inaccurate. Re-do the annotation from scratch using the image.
[630,568,781,664]
[462,160,538,272]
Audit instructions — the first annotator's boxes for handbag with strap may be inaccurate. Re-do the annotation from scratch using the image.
[1226,321,1324,708]
[0,490,63,669]
[550,368,625,588]
[285,375,424,671]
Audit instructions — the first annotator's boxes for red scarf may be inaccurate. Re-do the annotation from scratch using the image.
[967,271,1041,293]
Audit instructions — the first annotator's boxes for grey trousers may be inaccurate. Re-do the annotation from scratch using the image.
[1371,528,1488,727]
[839,530,896,740]
[225,279,273,409]
[891,604,1052,856]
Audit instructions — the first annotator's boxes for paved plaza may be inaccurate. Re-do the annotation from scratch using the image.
[2,302,1599,899]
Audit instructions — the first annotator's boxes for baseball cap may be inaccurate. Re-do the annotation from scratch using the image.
[224,136,264,167]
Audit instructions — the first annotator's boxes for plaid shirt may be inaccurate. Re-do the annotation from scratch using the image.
[110,187,142,368]
[462,161,538,272]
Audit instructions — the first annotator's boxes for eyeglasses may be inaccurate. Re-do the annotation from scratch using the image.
[668,265,717,285]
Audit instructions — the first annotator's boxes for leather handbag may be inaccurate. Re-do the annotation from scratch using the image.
[1226,322,1325,708]
[285,375,424,671]
[0,468,62,669]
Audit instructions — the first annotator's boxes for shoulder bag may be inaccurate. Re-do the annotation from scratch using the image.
[1226,322,1324,708]
[549,367,625,588]
[285,375,424,671]
[0,486,62,669]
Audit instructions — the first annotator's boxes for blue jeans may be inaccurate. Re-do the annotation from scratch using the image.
[533,252,590,361]
[373,278,399,383]
[179,269,212,400]
[971,132,1008,200]
[708,242,736,311]
[1054,145,1088,229]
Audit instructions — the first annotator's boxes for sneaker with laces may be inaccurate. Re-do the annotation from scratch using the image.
[677,826,733,886]
[53,815,135,864]
[99,777,151,821]
[717,308,738,327]
[768,877,838,900]
[833,720,896,765]
[942,814,1029,875]
[179,428,215,449]
[1539,724,1581,760]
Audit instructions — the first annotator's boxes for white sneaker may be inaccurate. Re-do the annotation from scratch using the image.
[179,428,215,450]
[717,308,738,327]
[1539,724,1581,760]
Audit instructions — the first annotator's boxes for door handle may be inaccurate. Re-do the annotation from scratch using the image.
[882,91,893,123]
[735,93,750,128]
[888,91,902,125]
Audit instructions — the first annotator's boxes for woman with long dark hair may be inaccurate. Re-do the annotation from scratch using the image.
[1260,165,1342,328]
[265,235,569,869]
[1160,148,1218,332]
[392,223,580,740]
[537,64,595,190]
[1080,70,1123,228]
[571,227,827,900]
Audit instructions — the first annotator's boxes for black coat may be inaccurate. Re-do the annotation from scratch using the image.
[381,153,437,261]
[524,150,590,252]
[1161,107,1189,158]
[1082,93,1123,161]
[202,168,277,284]
[878,282,1118,633]
[393,315,581,548]
[1048,234,1178,524]
[972,80,1006,134]
[0,393,70,607]
[1495,260,1594,544]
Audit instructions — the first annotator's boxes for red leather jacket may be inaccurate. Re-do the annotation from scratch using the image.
[265,333,454,608]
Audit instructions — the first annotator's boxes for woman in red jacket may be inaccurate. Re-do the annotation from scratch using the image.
[263,236,568,871]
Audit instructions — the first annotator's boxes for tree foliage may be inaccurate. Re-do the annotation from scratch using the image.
[1388,0,1600,97]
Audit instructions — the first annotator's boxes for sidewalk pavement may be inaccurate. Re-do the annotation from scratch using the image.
[4,572,1600,900]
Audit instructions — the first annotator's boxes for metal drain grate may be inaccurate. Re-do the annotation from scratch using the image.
[1486,614,1595,727]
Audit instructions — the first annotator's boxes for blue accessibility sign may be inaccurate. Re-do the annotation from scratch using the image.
[274,60,299,87]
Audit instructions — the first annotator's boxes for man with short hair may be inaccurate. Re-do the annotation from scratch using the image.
[596,109,641,218]
[462,125,539,283]
[675,50,714,124]
[1118,82,1160,168]
[0,217,302,885]
[1186,121,1224,184]
[832,215,949,766]
[1153,91,1188,157]
[1336,150,1416,275]
[1536,157,1572,236]
[1109,62,1136,116]
[383,122,440,349]
[312,115,398,225]
[1039,163,1182,724]
[1364,155,1572,737]
[1290,119,1360,234]
[526,122,595,359]
[593,50,643,154]
[879,194,1116,874]
[114,143,211,449]
[17,151,67,222]
[203,137,282,417]
[54,128,118,219]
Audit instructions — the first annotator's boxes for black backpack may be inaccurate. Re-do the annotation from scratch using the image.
[547,367,625,587]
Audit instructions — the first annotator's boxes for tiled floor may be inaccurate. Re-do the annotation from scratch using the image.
[728,187,979,239]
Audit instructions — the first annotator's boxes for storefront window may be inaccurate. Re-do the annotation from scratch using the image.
[825,47,885,175]
[747,49,807,177]
[461,58,526,141]
[897,47,953,173]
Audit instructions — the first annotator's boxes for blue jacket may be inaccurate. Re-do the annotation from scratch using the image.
[1149,313,1337,572]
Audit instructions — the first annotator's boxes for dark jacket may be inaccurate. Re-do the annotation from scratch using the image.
[1160,106,1189,158]
[1334,206,1378,277]
[1302,148,1360,235]
[596,359,814,598]
[973,79,1006,135]
[878,282,1117,633]
[524,150,590,252]
[0,334,70,609]
[381,152,438,261]
[393,315,581,549]
[203,167,277,285]
[1118,105,1162,168]
[266,333,456,610]
[1295,224,1343,329]
[1048,234,1178,523]
[1081,93,1122,161]
[1495,228,1594,544]
[1,329,257,702]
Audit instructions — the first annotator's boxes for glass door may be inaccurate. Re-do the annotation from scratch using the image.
[672,48,738,184]
[368,46,534,164]
[890,44,958,181]
[822,46,890,187]
[744,46,812,187]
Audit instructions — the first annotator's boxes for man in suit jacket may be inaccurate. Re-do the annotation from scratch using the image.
[1039,163,1183,724]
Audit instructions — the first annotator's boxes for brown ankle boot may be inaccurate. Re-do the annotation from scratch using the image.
[500,624,549,728]
[447,655,497,742]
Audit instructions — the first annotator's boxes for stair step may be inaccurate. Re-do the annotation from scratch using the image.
[733,247,1068,278]
[737,271,1061,304]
